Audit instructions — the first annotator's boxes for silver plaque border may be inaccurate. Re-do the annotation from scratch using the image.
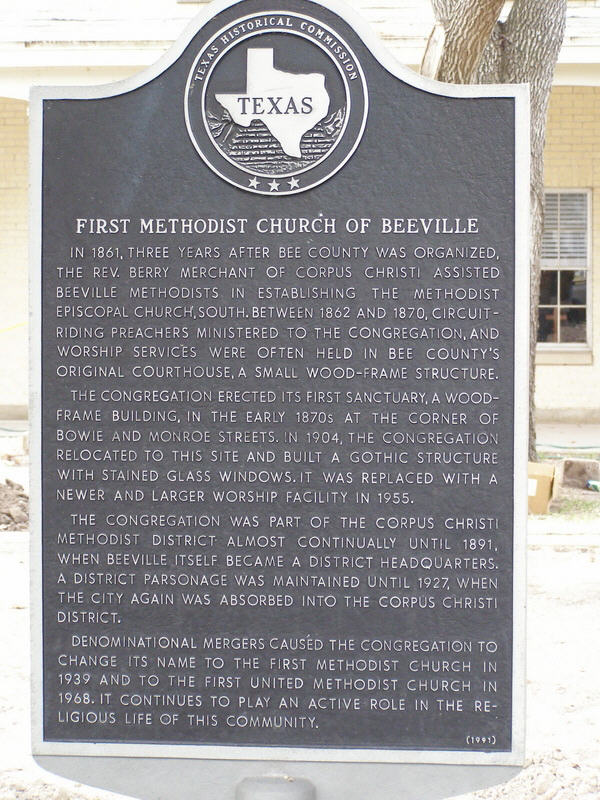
[30,0,529,769]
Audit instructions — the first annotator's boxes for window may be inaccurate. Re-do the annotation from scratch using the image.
[538,190,590,348]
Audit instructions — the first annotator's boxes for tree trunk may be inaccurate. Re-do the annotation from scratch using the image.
[423,0,567,460]
[477,0,567,460]
[428,0,506,83]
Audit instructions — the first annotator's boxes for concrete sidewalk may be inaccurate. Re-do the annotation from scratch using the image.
[536,423,600,452]
[528,516,600,540]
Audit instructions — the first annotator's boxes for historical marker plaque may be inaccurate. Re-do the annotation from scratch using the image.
[31,0,527,769]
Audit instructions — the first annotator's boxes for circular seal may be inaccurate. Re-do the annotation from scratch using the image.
[185,12,368,195]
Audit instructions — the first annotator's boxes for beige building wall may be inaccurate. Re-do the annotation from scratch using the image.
[0,97,28,415]
[536,86,600,421]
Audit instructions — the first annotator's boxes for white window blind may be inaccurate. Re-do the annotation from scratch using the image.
[541,191,588,268]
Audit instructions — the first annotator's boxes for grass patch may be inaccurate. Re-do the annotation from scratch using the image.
[537,450,600,461]
[552,496,600,517]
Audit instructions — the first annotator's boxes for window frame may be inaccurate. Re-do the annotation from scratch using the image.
[537,187,592,362]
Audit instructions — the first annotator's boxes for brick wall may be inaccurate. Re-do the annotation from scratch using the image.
[0,97,28,413]
[536,86,600,421]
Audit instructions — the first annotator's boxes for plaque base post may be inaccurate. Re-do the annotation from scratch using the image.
[236,776,315,800]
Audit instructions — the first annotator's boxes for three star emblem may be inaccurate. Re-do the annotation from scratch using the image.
[249,176,300,192]
[247,176,301,192]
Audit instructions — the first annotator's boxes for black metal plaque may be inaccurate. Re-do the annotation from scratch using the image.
[32,0,527,763]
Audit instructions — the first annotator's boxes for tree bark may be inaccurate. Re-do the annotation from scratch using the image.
[432,0,506,83]
[431,0,459,26]
[422,0,505,80]
[423,0,567,460]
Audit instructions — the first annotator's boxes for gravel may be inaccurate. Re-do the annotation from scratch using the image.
[0,480,29,531]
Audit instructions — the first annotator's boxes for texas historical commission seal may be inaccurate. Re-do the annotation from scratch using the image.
[184,12,368,195]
